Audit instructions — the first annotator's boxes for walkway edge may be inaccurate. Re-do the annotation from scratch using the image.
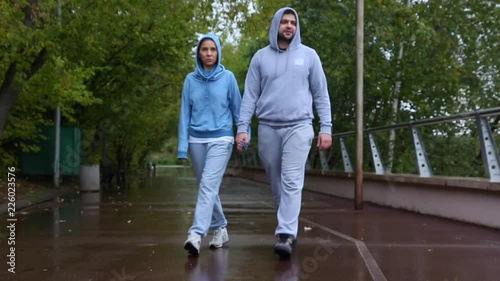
[300,217,388,281]
[0,188,75,215]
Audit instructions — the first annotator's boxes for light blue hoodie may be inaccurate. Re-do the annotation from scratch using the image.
[177,34,242,159]
[237,7,332,135]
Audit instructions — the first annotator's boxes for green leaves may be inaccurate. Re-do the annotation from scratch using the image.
[0,0,215,171]
[1,0,497,176]
[289,0,498,175]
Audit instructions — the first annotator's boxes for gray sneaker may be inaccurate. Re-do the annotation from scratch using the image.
[209,227,229,249]
[184,233,201,255]
[274,234,293,258]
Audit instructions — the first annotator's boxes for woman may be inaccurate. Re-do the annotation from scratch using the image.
[178,34,242,255]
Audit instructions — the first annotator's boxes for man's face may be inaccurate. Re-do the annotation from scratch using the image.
[278,13,297,42]
[198,39,217,70]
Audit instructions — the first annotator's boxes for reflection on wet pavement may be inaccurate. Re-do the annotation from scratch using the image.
[0,166,499,281]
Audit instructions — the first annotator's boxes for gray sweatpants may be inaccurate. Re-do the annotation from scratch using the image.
[188,141,232,237]
[258,123,314,238]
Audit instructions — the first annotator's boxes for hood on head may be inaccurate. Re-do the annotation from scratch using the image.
[269,7,301,51]
[195,33,224,80]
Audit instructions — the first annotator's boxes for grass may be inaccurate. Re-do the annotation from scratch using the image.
[0,178,56,204]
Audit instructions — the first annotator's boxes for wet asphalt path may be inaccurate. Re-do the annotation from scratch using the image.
[1,167,500,281]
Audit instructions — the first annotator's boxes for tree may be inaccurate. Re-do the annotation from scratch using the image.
[293,0,498,175]
[0,1,48,138]
[0,0,215,172]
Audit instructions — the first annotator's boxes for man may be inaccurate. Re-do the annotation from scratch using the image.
[235,7,332,258]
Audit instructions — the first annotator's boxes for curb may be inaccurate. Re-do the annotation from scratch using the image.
[0,188,75,215]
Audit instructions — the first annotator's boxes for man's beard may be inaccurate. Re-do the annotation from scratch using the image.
[278,32,294,42]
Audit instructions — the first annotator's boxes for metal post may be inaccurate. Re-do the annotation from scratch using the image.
[53,0,62,188]
[411,126,432,177]
[53,108,61,188]
[355,0,364,210]
[251,150,258,167]
[477,117,500,182]
[319,150,330,172]
[340,137,354,173]
[368,133,385,175]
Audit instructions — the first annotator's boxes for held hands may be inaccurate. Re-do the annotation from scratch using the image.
[317,133,333,151]
[235,132,249,151]
[235,132,331,151]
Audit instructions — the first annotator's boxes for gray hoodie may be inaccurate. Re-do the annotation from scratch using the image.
[237,7,332,135]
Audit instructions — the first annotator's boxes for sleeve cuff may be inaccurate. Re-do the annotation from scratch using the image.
[319,126,332,135]
[178,152,188,159]
[237,125,249,134]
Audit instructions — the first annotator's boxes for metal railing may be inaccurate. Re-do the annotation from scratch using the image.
[232,107,500,182]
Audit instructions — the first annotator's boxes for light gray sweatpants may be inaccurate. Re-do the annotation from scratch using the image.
[188,141,233,237]
[258,123,314,238]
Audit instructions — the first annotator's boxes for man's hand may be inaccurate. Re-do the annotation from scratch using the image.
[317,133,332,151]
[178,158,187,165]
[235,132,249,151]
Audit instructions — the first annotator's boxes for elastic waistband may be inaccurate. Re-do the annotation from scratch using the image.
[258,118,312,128]
[189,129,233,138]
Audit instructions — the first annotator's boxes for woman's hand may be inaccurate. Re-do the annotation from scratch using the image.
[235,132,249,151]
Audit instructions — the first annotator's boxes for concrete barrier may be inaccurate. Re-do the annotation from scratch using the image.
[232,167,500,230]
[80,164,100,192]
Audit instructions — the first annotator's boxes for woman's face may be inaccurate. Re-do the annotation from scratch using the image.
[198,39,217,70]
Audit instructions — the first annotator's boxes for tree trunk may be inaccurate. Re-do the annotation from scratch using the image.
[0,64,20,138]
[386,0,411,173]
[116,143,124,187]
[386,43,405,173]
[0,47,47,138]
[0,0,47,138]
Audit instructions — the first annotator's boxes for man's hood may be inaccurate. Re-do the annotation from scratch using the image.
[269,7,301,51]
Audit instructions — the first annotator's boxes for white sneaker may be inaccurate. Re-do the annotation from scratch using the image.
[184,233,201,255]
[209,227,229,249]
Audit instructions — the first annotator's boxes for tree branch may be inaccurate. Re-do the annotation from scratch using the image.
[0,63,18,96]
[0,63,20,138]
[24,47,47,80]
